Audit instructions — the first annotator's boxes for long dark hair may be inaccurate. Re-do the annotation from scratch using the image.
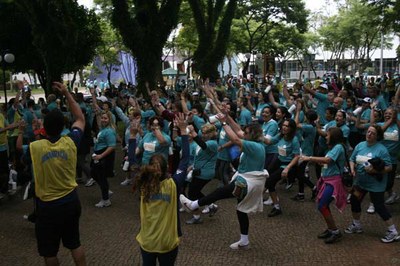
[327,127,344,148]
[281,118,297,140]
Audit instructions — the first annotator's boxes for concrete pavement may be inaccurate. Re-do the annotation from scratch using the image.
[1,151,400,265]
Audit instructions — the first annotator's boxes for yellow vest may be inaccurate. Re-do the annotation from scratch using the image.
[30,136,77,201]
[136,178,179,253]
[8,109,20,137]
[0,114,7,145]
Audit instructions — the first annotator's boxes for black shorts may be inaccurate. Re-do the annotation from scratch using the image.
[35,198,82,257]
[0,150,8,175]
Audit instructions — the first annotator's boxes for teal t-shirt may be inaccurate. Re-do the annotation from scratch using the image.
[321,144,345,177]
[377,122,400,164]
[193,115,206,131]
[262,119,278,154]
[237,140,265,174]
[350,141,391,192]
[94,127,116,152]
[300,123,316,156]
[217,128,231,161]
[139,131,171,165]
[314,92,329,125]
[318,120,336,152]
[238,108,252,127]
[193,139,218,180]
[271,135,300,167]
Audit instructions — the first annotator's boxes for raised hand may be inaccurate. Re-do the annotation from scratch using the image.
[52,82,68,95]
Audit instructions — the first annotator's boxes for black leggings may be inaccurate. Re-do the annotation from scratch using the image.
[188,177,211,201]
[386,164,397,192]
[215,159,233,186]
[350,188,391,221]
[297,161,315,193]
[265,160,297,192]
[91,159,109,201]
[198,182,249,234]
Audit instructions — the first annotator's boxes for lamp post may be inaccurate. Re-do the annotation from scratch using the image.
[0,52,15,108]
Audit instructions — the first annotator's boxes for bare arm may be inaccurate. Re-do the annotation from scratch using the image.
[217,114,242,148]
[52,82,85,131]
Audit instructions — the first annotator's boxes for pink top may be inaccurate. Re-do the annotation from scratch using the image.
[316,175,347,212]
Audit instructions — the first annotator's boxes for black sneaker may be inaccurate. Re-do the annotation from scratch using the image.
[268,207,282,217]
[208,204,218,217]
[291,194,305,201]
[324,231,342,244]
[317,229,332,239]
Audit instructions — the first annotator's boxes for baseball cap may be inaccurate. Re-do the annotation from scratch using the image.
[319,84,328,90]
[362,97,372,103]
[97,96,108,102]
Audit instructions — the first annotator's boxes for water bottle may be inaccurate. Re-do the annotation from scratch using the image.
[92,153,99,164]
[122,160,130,171]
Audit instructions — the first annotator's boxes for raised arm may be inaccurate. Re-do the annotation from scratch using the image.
[216,113,243,148]
[52,82,85,132]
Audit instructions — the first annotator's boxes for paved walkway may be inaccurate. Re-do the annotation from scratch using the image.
[1,153,400,265]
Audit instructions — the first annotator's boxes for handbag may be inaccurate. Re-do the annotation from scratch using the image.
[335,144,353,187]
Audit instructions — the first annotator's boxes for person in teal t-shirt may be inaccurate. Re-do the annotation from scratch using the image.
[264,119,299,217]
[347,125,400,243]
[292,105,318,201]
[260,106,278,170]
[300,127,347,244]
[138,116,171,165]
[179,114,267,250]
[374,107,400,205]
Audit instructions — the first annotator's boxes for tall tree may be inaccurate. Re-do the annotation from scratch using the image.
[111,0,182,96]
[318,0,392,76]
[16,0,102,95]
[96,19,124,85]
[236,0,308,77]
[188,0,238,81]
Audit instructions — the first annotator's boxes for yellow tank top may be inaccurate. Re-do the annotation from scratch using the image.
[30,136,77,201]
[8,109,21,137]
[136,178,179,253]
[0,114,7,145]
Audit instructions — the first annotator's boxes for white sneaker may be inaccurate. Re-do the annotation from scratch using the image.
[120,178,132,186]
[263,197,274,206]
[179,206,186,213]
[85,178,96,187]
[179,194,196,212]
[95,199,111,208]
[202,205,210,214]
[381,230,400,243]
[229,240,250,250]
[385,192,397,205]
[366,203,375,214]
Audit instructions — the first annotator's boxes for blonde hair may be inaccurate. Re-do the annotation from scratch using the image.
[100,110,116,129]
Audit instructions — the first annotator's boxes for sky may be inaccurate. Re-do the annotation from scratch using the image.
[77,0,398,59]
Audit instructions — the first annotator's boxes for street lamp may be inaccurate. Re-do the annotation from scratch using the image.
[0,52,15,108]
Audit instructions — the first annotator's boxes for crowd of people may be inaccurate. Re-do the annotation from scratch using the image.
[1,73,400,265]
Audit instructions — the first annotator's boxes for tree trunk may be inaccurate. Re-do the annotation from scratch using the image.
[227,56,232,75]
[71,71,77,91]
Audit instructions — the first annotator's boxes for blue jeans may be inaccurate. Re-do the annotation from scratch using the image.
[140,246,178,266]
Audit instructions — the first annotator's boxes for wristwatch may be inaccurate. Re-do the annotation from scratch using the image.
[222,122,227,126]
